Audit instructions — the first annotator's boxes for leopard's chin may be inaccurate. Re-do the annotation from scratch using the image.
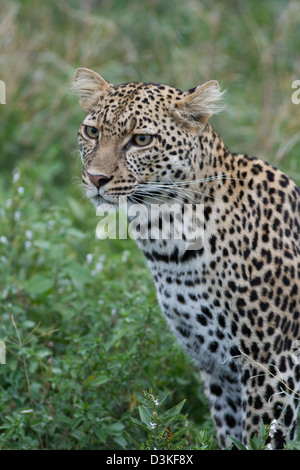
[91,195,120,212]
[91,195,103,207]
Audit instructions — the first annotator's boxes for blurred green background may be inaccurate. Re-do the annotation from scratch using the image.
[0,0,299,450]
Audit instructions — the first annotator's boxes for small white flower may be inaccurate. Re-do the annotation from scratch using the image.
[111,308,117,315]
[267,443,273,450]
[91,262,103,276]
[25,230,33,240]
[269,419,277,438]
[25,241,32,250]
[86,253,93,264]
[153,399,159,406]
[14,211,21,220]
[91,256,105,275]
[13,170,20,182]
[47,220,55,229]
[17,186,24,195]
[270,420,277,431]
[0,236,8,244]
[6,199,12,208]
[149,422,157,429]
[121,250,130,262]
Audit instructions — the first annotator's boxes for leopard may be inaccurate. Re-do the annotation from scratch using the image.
[72,67,300,449]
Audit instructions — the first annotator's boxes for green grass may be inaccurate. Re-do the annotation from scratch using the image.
[0,0,299,449]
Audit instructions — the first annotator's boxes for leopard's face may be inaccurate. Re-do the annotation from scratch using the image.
[78,84,194,208]
[74,68,223,209]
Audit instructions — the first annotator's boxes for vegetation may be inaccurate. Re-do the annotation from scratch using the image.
[0,0,299,449]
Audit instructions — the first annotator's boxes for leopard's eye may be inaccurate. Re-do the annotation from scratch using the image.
[132,135,153,147]
[84,125,99,139]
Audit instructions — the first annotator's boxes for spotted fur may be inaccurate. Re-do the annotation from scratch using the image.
[72,68,300,449]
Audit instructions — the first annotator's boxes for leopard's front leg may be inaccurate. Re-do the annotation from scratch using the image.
[241,360,299,449]
[201,370,243,449]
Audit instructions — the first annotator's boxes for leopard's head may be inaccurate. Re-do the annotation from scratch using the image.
[72,67,224,208]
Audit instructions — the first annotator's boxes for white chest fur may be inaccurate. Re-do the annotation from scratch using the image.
[137,237,235,375]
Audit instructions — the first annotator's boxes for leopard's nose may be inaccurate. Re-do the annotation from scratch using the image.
[87,172,111,188]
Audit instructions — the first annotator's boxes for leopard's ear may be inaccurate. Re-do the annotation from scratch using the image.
[72,67,113,113]
[173,80,226,130]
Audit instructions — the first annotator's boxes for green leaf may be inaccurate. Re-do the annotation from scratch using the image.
[125,431,141,449]
[138,405,153,426]
[23,273,54,296]
[88,375,110,387]
[67,197,87,223]
[33,240,51,250]
[259,420,267,438]
[62,262,92,288]
[107,422,125,434]
[71,417,84,430]
[157,391,169,406]
[112,435,127,448]
[164,399,186,420]
[168,425,189,444]
[227,435,248,450]
[130,417,147,430]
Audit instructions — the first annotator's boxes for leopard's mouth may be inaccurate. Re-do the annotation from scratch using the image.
[91,195,102,206]
[91,194,117,206]
[91,193,130,209]
[91,194,109,209]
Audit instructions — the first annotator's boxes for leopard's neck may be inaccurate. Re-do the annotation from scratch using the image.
[133,124,238,261]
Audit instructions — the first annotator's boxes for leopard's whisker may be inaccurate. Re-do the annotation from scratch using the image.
[134,190,184,213]
[138,175,228,201]
[138,187,197,207]
[130,194,183,219]
[140,174,248,187]
[137,181,216,205]
[138,180,207,200]
[165,176,216,201]
[136,186,189,210]
[128,195,152,216]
